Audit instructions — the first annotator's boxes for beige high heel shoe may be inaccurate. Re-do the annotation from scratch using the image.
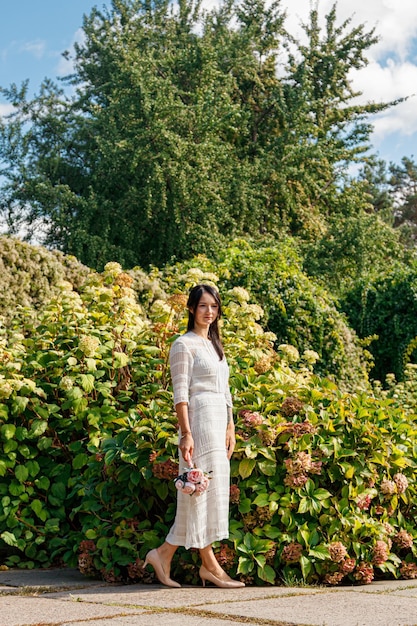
[144,549,181,588]
[199,565,245,588]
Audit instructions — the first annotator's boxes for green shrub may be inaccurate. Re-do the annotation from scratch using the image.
[342,264,417,381]
[0,259,416,585]
[0,236,91,321]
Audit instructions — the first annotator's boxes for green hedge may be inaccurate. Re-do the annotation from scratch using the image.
[0,261,416,585]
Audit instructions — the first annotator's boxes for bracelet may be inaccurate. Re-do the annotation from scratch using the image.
[180,431,191,439]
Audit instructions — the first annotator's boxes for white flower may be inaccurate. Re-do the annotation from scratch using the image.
[303,349,320,364]
[230,286,250,303]
[278,344,300,362]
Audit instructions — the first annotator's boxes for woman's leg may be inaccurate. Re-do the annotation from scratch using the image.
[144,541,180,587]
[155,541,178,571]
[199,544,245,587]
[199,544,231,579]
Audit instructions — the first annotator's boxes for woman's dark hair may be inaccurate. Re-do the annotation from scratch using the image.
[187,284,224,360]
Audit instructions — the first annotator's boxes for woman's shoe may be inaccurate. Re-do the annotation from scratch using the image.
[199,565,245,588]
[144,549,181,588]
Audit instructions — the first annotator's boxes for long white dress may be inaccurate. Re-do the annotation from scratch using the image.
[166,330,232,549]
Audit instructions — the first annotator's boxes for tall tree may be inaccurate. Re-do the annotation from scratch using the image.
[0,0,398,269]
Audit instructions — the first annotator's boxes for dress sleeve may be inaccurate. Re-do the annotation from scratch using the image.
[225,386,233,409]
[169,338,194,406]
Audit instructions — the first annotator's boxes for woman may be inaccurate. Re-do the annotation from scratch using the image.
[144,284,244,588]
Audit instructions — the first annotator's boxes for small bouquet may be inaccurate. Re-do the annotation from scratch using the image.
[174,466,212,496]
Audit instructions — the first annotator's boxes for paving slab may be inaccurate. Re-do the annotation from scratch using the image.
[196,590,417,626]
[0,596,144,626]
[63,615,265,626]
[2,568,417,626]
[47,583,320,608]
[0,568,100,590]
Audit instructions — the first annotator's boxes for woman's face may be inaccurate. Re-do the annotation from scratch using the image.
[191,291,219,329]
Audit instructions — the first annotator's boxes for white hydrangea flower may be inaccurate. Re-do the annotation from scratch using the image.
[230,286,250,303]
[278,344,300,362]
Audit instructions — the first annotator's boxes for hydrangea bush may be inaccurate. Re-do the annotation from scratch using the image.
[0,257,416,586]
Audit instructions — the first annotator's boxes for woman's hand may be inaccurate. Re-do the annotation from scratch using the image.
[179,432,194,466]
[226,421,236,459]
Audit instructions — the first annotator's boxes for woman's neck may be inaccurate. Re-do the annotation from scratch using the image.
[191,325,210,339]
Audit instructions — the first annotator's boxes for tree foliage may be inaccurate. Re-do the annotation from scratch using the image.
[342,264,417,382]
[0,0,393,269]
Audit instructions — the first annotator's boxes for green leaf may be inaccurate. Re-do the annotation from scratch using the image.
[79,374,95,393]
[300,555,313,580]
[258,460,276,476]
[1,531,18,547]
[308,545,330,560]
[239,458,256,479]
[31,499,47,521]
[73,453,89,470]
[1,424,16,440]
[15,465,29,483]
[257,563,276,584]
[237,557,254,575]
[113,352,129,368]
[252,493,270,507]
[30,421,48,437]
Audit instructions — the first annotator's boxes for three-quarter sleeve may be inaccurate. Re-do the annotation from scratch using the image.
[225,386,233,409]
[169,338,194,406]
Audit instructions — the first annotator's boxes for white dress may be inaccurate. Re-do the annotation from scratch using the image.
[166,330,233,549]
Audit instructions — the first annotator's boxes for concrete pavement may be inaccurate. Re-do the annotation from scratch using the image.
[0,567,416,626]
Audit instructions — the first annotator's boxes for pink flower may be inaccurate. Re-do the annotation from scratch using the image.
[173,466,211,496]
[357,494,372,510]
[174,477,186,490]
[187,468,205,483]
[393,473,409,494]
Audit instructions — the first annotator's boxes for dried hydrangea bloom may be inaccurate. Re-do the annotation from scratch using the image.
[281,542,303,563]
[353,562,374,584]
[239,409,263,428]
[372,541,389,566]
[329,542,348,563]
[167,293,188,311]
[380,479,397,496]
[339,557,356,575]
[394,530,414,550]
[216,543,236,570]
[400,561,417,579]
[254,355,273,374]
[324,571,345,585]
[115,272,134,288]
[356,494,372,510]
[393,473,409,494]
[230,484,241,504]
[281,397,304,417]
[284,473,309,488]
[151,459,179,480]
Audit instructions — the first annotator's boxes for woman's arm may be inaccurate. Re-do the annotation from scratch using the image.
[226,406,236,460]
[175,401,194,466]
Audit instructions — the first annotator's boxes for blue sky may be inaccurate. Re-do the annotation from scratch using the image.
[1,0,417,166]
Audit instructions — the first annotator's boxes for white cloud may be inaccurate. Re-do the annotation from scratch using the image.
[279,0,417,151]
[0,103,14,118]
[20,40,47,60]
